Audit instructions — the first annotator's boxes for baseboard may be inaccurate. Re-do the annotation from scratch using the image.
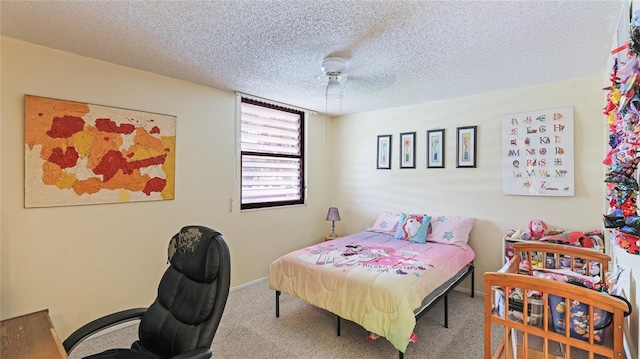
[231,276,268,292]
[83,320,139,340]
[84,278,271,341]
[234,277,488,296]
[452,285,485,298]
[240,276,485,296]
[85,277,271,340]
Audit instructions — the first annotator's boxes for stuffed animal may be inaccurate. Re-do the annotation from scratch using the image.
[526,219,548,240]
[506,228,529,240]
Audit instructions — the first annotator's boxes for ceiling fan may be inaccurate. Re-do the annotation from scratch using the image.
[319,56,347,99]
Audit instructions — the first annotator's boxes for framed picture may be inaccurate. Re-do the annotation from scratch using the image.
[399,132,416,169]
[377,134,392,169]
[456,126,477,168]
[24,95,176,207]
[426,129,445,168]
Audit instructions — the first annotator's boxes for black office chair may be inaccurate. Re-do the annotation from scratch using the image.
[64,226,231,359]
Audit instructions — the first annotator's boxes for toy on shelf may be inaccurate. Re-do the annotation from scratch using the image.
[505,219,551,241]
[505,229,518,238]
[526,219,548,240]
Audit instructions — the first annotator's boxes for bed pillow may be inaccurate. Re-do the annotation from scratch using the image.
[427,215,476,247]
[394,213,431,243]
[366,211,401,234]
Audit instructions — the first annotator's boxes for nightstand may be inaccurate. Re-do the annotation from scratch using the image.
[325,235,340,241]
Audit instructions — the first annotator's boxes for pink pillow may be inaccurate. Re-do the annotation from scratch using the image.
[427,215,476,247]
[367,211,400,234]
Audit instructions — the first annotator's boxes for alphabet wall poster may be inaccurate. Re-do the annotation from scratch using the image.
[501,107,574,196]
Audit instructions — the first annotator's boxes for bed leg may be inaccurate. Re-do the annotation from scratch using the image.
[470,266,475,298]
[444,294,449,328]
[336,315,341,336]
[399,351,403,359]
[275,291,281,318]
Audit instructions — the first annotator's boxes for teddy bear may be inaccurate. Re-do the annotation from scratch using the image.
[525,219,548,240]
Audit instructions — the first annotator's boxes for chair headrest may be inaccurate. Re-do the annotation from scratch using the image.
[167,226,224,283]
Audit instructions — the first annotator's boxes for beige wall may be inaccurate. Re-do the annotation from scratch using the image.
[330,76,608,295]
[0,37,333,337]
[0,36,624,352]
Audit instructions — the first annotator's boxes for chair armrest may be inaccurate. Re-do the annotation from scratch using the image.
[171,348,212,359]
[63,308,147,354]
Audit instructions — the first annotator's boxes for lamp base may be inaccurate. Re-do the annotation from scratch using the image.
[329,221,337,238]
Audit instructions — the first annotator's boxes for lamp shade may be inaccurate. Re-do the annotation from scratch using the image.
[326,207,341,221]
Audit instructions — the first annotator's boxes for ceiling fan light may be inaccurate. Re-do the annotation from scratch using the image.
[326,82,343,99]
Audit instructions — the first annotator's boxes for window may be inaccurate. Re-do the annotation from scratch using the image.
[240,97,305,209]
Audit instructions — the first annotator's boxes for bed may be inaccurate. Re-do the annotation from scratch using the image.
[269,222,476,357]
[484,242,630,359]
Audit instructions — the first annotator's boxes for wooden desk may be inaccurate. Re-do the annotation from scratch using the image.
[0,309,68,359]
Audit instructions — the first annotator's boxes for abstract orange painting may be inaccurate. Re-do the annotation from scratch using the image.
[25,95,176,207]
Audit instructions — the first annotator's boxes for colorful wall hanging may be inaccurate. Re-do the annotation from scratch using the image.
[501,107,574,196]
[24,95,176,208]
[601,10,640,255]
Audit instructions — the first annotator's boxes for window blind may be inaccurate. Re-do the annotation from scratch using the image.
[240,99,304,208]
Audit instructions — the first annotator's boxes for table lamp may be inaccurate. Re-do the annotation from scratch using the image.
[326,207,341,237]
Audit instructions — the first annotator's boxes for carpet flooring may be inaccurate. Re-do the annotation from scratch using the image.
[68,278,501,358]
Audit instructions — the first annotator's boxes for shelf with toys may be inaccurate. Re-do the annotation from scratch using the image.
[503,219,605,265]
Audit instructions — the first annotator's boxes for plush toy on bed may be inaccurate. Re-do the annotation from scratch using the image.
[524,219,548,240]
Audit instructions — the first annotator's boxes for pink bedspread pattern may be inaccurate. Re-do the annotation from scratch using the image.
[269,231,475,352]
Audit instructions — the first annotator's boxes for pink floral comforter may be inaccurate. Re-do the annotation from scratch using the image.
[269,231,475,352]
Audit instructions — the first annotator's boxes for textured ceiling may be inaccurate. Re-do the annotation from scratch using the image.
[0,1,625,116]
